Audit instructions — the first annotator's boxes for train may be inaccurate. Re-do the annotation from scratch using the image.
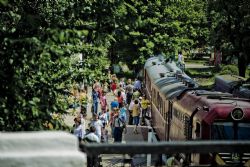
[143,54,250,166]
[215,74,250,99]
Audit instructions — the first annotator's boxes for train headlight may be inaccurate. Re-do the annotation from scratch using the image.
[231,108,244,121]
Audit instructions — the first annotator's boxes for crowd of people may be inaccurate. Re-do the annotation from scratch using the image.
[70,72,151,144]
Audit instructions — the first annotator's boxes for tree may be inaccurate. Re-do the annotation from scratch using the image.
[0,0,210,131]
[0,0,110,131]
[208,0,250,77]
[111,0,209,71]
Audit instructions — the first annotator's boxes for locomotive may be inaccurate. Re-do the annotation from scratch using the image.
[144,55,250,166]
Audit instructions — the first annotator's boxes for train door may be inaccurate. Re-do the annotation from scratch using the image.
[191,121,201,164]
[164,101,169,141]
[193,121,201,140]
[167,101,173,141]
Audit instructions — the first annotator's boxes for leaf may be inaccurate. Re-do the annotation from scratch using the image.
[59,31,65,43]
[146,41,155,48]
[0,0,8,6]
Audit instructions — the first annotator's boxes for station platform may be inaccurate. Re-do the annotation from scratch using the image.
[64,87,158,166]
[123,125,149,143]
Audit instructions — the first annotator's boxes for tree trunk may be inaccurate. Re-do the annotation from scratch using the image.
[238,52,247,77]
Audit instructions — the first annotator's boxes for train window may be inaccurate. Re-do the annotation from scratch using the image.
[148,77,151,92]
[177,111,180,119]
[164,103,168,120]
[168,101,173,120]
[154,90,156,105]
[157,93,160,108]
[238,123,250,139]
[152,89,155,105]
[211,122,250,140]
[152,89,154,103]
[146,73,151,92]
[173,109,177,117]
[181,114,185,122]
[195,122,201,138]
[165,112,168,121]
[184,115,190,137]
[162,100,164,116]
[159,98,162,115]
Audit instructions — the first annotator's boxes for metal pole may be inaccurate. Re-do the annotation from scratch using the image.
[147,127,152,166]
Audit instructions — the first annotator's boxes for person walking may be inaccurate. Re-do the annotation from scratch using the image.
[92,89,99,114]
[178,51,185,72]
[117,90,124,108]
[140,94,150,125]
[125,79,134,107]
[128,99,134,125]
[79,108,87,138]
[99,110,108,128]
[83,126,100,143]
[113,109,127,142]
[110,97,119,111]
[133,77,142,93]
[110,80,117,95]
[99,109,109,142]
[90,114,103,141]
[178,51,183,64]
[83,126,100,167]
[100,91,108,112]
[133,88,141,100]
[132,99,140,134]
[119,103,127,123]
[73,117,83,142]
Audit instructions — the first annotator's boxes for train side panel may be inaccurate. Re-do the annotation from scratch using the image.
[151,85,168,141]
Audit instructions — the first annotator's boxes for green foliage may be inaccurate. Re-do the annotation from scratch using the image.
[220,65,239,75]
[0,0,110,131]
[112,0,209,71]
[0,0,211,131]
[207,0,250,76]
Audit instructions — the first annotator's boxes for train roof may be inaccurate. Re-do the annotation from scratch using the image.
[144,55,165,69]
[155,77,179,88]
[215,75,245,86]
[145,64,169,81]
[236,86,250,99]
[194,90,232,97]
[145,56,197,86]
[160,82,189,99]
[164,61,182,73]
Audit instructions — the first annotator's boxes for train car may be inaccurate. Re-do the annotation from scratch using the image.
[144,56,250,166]
[215,74,250,99]
[144,56,172,140]
[144,55,197,141]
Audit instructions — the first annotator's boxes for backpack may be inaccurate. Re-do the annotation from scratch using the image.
[118,96,123,104]
[118,117,126,129]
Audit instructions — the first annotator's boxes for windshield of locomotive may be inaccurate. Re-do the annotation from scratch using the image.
[211,122,250,140]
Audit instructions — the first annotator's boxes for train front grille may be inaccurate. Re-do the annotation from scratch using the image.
[218,152,250,165]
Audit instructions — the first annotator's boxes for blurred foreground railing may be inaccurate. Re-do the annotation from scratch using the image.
[79,140,250,166]
[80,140,250,155]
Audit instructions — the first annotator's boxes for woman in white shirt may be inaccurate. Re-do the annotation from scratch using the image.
[73,118,83,142]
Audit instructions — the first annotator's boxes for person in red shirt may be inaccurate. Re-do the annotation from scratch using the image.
[110,81,117,94]
[117,91,124,108]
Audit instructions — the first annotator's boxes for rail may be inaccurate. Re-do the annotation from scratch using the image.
[80,140,250,166]
[80,140,250,155]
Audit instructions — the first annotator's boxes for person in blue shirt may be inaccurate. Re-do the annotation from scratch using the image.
[133,77,142,93]
[92,89,99,114]
[110,97,119,111]
[119,104,127,123]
